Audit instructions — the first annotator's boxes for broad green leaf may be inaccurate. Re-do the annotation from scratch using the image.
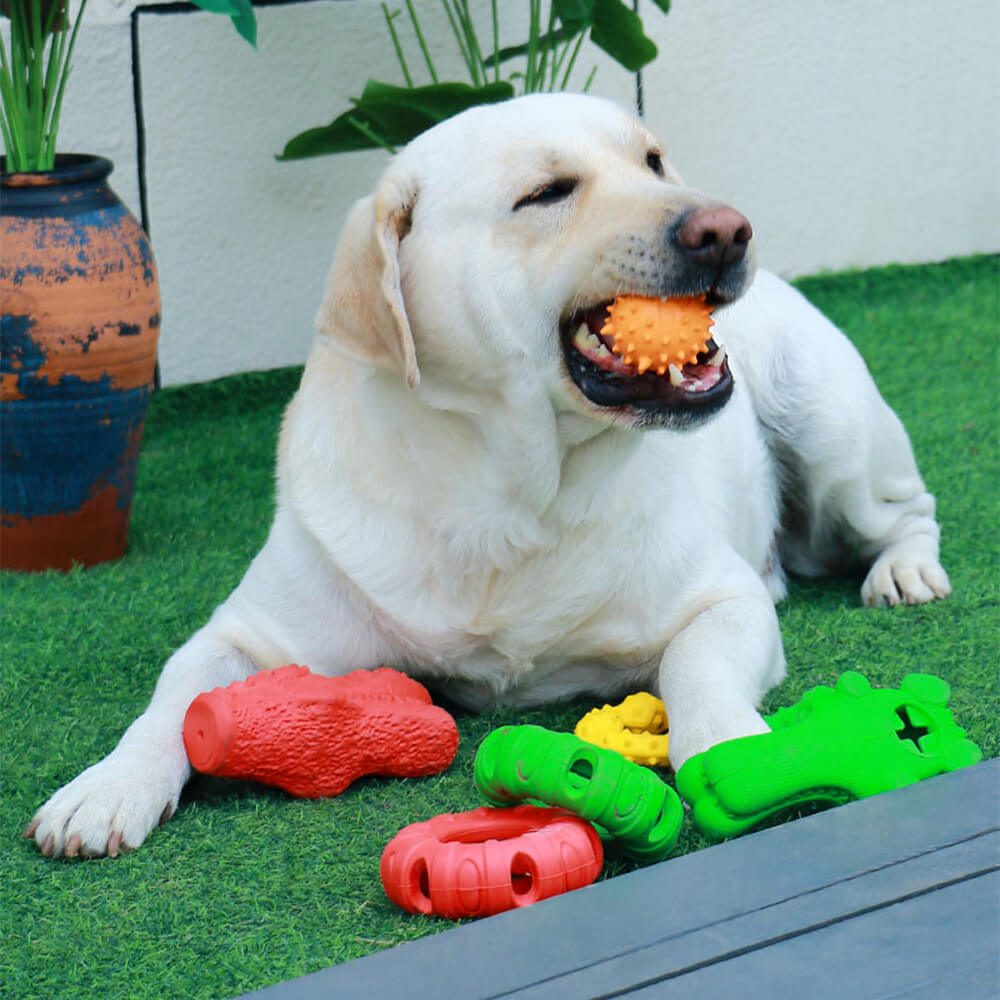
[278,80,514,161]
[646,0,670,13]
[552,0,595,31]
[589,0,657,72]
[189,0,257,47]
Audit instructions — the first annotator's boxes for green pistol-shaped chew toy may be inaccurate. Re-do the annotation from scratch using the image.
[675,671,982,841]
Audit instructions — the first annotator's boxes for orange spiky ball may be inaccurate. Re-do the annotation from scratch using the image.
[601,295,714,376]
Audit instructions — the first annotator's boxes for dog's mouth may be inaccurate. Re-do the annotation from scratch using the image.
[560,297,734,419]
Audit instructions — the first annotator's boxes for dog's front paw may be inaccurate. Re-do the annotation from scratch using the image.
[861,541,952,607]
[668,707,770,773]
[24,749,186,859]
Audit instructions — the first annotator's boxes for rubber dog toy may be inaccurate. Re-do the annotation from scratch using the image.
[473,724,683,860]
[381,804,603,919]
[601,295,715,375]
[675,671,983,840]
[183,665,459,798]
[575,692,670,767]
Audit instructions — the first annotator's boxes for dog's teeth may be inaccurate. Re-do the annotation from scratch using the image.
[574,324,600,351]
[574,323,613,358]
[668,364,684,387]
[708,344,727,367]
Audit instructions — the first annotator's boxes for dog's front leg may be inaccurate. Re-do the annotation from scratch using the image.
[25,625,258,859]
[657,573,786,770]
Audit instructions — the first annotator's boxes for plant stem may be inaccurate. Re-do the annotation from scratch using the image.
[404,0,438,85]
[524,0,539,92]
[534,2,556,95]
[457,0,487,87]
[559,29,587,91]
[42,0,88,170]
[490,0,499,84]
[1,0,89,170]
[346,114,397,155]
[440,0,475,85]
[381,4,414,87]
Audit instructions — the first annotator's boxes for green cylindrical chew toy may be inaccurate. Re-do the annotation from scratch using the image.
[473,724,682,860]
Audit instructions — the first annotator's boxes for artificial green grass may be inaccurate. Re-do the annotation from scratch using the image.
[2,254,997,1000]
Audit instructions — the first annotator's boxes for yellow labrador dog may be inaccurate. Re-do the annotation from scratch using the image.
[28,94,949,858]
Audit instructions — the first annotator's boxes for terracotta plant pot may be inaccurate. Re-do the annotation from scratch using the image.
[1,155,161,571]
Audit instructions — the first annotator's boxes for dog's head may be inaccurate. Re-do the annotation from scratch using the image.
[317,93,756,432]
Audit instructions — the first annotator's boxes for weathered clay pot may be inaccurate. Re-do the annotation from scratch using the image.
[1,155,161,571]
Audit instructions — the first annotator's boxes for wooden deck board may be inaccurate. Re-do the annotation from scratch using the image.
[239,758,999,1000]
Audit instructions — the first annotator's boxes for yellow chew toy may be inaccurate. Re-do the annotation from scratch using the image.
[574,692,670,767]
[601,295,714,376]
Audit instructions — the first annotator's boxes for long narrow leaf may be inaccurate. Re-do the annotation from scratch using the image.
[381,4,413,87]
[486,26,577,69]
[490,0,499,83]
[456,0,486,86]
[0,38,23,163]
[440,0,476,84]
[41,0,88,169]
[558,28,587,90]
[534,3,557,94]
[525,0,539,91]
[404,0,438,84]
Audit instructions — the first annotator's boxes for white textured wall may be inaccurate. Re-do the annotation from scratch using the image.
[47,0,1000,385]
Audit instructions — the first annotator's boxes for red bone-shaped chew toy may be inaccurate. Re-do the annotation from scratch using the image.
[183,665,459,797]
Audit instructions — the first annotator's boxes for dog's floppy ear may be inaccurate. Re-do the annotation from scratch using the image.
[315,174,420,388]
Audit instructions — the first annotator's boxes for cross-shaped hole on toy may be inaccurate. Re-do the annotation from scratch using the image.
[894,705,931,751]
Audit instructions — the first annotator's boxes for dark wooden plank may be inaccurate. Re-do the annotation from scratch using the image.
[517,832,999,998]
[238,759,999,1000]
[625,871,1000,1000]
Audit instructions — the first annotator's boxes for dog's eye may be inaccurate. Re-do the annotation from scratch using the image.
[514,178,578,211]
[646,151,664,177]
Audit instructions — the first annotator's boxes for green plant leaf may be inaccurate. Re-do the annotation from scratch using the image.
[589,0,657,71]
[646,0,670,13]
[189,0,257,47]
[0,0,68,33]
[277,80,515,161]
[552,0,594,31]
[486,24,581,69]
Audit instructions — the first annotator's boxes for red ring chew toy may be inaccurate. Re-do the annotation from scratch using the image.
[183,665,458,798]
[381,805,603,919]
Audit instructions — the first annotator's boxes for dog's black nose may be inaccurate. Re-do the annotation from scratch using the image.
[673,206,753,269]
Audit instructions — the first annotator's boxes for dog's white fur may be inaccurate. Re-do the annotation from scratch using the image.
[28,95,949,858]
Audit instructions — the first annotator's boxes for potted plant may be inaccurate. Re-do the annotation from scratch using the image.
[278,0,670,161]
[0,0,255,571]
